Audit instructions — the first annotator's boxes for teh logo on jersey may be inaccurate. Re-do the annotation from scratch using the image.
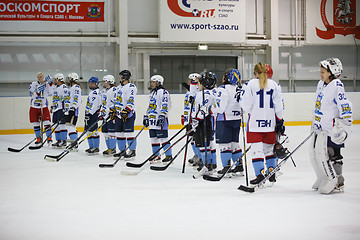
[167,0,215,18]
[316,0,360,39]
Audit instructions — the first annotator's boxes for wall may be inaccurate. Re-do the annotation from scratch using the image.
[1,92,359,133]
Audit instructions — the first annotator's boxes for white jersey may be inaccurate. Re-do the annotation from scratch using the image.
[85,88,102,115]
[114,82,137,118]
[64,84,82,113]
[51,83,68,113]
[215,84,242,121]
[29,81,52,108]
[183,87,199,125]
[313,79,353,135]
[240,78,284,132]
[192,89,217,121]
[146,88,171,130]
[100,86,117,118]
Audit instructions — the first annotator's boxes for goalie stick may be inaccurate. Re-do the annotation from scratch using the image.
[238,131,314,193]
[150,134,193,171]
[7,117,63,153]
[125,125,187,168]
[202,146,251,182]
[98,126,145,168]
[44,118,109,162]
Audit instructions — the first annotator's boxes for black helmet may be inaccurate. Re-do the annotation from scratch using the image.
[119,70,131,80]
[273,142,288,159]
[200,71,216,89]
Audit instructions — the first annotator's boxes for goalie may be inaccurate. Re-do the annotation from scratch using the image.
[310,57,353,194]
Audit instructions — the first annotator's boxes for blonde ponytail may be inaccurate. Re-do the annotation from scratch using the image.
[254,62,268,89]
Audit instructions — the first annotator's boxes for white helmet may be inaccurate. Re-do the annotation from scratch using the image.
[54,73,64,82]
[102,75,115,85]
[67,72,79,81]
[320,58,343,78]
[188,73,201,81]
[150,75,164,85]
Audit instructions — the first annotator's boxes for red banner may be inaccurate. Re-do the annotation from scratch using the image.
[0,1,104,22]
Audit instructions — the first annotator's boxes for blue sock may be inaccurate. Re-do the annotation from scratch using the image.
[60,130,67,141]
[34,126,41,138]
[88,138,93,148]
[55,131,61,141]
[232,149,242,165]
[266,156,277,173]
[105,138,110,149]
[220,150,232,167]
[109,137,116,150]
[162,142,172,156]
[69,132,77,140]
[127,137,136,151]
[117,137,126,151]
[93,136,100,148]
[152,143,161,156]
[45,125,52,139]
[252,158,264,176]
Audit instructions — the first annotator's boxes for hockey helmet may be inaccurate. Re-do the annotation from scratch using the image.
[150,75,164,85]
[228,69,241,85]
[200,71,217,89]
[67,72,79,82]
[54,73,64,82]
[266,64,273,79]
[102,75,115,85]
[188,73,200,81]
[119,70,131,80]
[273,142,288,159]
[320,58,343,78]
[89,76,99,85]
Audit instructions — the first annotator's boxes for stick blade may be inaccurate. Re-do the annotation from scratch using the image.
[238,185,255,193]
[7,147,22,153]
[126,161,145,168]
[202,174,222,181]
[44,155,59,162]
[150,165,168,171]
[29,145,43,150]
[98,164,115,168]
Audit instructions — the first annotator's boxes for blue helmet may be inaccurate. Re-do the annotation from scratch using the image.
[228,69,241,85]
[89,77,99,85]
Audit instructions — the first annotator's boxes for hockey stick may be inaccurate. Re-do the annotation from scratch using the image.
[241,110,249,186]
[44,118,109,162]
[238,131,315,193]
[99,126,146,168]
[126,125,187,168]
[203,146,251,182]
[182,99,195,173]
[7,117,63,153]
[150,133,193,171]
[29,115,67,150]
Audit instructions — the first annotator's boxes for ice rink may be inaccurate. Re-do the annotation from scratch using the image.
[1,125,360,240]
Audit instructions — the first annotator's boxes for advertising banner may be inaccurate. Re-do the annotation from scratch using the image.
[0,0,104,22]
[306,0,360,44]
[159,0,246,43]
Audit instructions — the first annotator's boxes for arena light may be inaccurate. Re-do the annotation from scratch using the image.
[198,44,208,51]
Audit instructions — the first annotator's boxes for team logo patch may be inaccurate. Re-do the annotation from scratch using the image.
[87,4,102,19]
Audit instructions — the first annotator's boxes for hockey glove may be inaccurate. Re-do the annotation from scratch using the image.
[109,108,117,121]
[156,115,166,127]
[191,118,199,132]
[189,96,195,104]
[200,105,208,116]
[330,118,351,145]
[143,115,149,127]
[45,75,53,83]
[275,118,285,135]
[84,114,90,126]
[120,108,131,122]
[36,84,46,94]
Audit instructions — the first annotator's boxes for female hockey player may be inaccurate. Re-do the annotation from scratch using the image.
[191,71,217,176]
[182,73,201,167]
[310,57,352,194]
[29,72,53,145]
[84,77,102,155]
[143,74,172,163]
[100,75,118,156]
[240,62,285,185]
[113,70,138,159]
[215,68,244,177]
[51,73,69,148]
[64,72,82,150]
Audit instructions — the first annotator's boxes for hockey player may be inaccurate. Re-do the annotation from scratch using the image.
[29,72,53,145]
[84,77,102,155]
[191,71,217,174]
[113,70,138,159]
[182,73,201,167]
[310,57,352,194]
[240,62,285,185]
[51,73,69,148]
[99,75,118,156]
[215,68,244,177]
[143,75,172,163]
[64,72,82,150]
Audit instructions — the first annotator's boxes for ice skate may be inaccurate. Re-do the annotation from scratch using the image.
[113,150,126,159]
[230,164,244,177]
[162,155,173,164]
[87,148,99,155]
[124,150,136,161]
[217,165,232,178]
[103,148,116,157]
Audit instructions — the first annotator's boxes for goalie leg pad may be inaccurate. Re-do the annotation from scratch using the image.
[314,131,338,194]
[309,132,323,190]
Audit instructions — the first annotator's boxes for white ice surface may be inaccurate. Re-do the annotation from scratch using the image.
[1,125,360,240]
